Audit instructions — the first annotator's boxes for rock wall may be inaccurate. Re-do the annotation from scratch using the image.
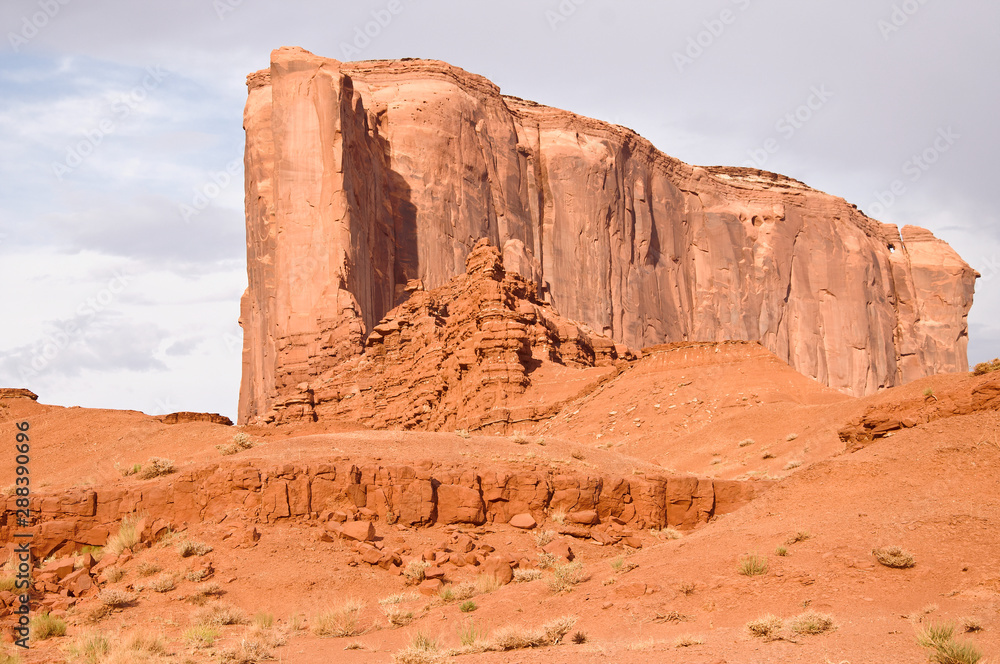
[239,47,978,423]
[1,459,765,559]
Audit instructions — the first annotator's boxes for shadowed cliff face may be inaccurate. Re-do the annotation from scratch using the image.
[238,46,977,425]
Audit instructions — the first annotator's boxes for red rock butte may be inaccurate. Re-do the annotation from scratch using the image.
[238,46,978,425]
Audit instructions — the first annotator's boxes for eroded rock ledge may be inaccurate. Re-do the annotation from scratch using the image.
[2,458,766,559]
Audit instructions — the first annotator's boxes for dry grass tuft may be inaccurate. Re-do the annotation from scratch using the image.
[650,527,683,540]
[746,614,783,640]
[673,634,705,647]
[134,561,161,578]
[789,610,837,635]
[547,561,588,593]
[513,568,543,583]
[216,432,256,456]
[737,553,768,576]
[383,604,415,627]
[183,624,219,648]
[404,560,430,585]
[137,457,174,479]
[144,573,176,593]
[29,613,66,640]
[738,438,755,447]
[313,599,365,637]
[394,632,441,664]
[873,545,916,569]
[193,602,248,627]
[786,531,812,545]
[534,530,555,547]
[99,588,137,608]
[177,540,213,557]
[972,358,1000,375]
[105,514,144,555]
[490,615,577,650]
[917,622,983,664]
[961,617,983,633]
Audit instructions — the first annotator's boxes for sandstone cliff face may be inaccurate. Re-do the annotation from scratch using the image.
[239,47,977,424]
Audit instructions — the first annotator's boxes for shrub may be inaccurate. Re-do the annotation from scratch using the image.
[188,582,224,604]
[784,460,803,470]
[650,527,682,540]
[455,429,470,439]
[737,553,768,576]
[118,462,142,477]
[674,634,705,647]
[511,433,530,445]
[513,568,543,583]
[146,573,176,593]
[547,561,587,593]
[66,632,110,663]
[185,569,209,582]
[314,599,364,637]
[490,615,577,650]
[775,546,788,557]
[534,530,555,547]
[29,613,66,640]
[678,581,697,595]
[746,614,783,640]
[253,612,274,628]
[177,540,213,557]
[105,514,144,555]
[184,624,219,648]
[785,433,799,441]
[404,560,429,585]
[961,617,983,633]
[738,438,755,447]
[219,637,273,664]
[460,600,477,613]
[394,632,440,664]
[383,605,415,627]
[134,561,161,578]
[789,611,837,635]
[536,552,559,570]
[217,432,255,456]
[572,631,587,644]
[99,588,137,608]
[193,602,248,626]
[138,457,174,479]
[610,556,638,574]
[972,358,1000,375]
[917,623,983,664]
[762,451,776,459]
[786,531,812,545]
[549,510,567,524]
[873,545,915,569]
[458,619,486,647]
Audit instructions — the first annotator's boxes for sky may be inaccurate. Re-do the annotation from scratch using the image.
[0,0,997,421]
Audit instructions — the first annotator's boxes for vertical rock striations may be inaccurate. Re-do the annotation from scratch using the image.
[239,47,977,424]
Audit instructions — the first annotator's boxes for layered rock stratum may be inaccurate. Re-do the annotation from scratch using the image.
[239,46,977,425]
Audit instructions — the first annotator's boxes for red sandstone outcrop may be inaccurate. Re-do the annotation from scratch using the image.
[157,412,233,426]
[238,47,977,424]
[296,239,626,429]
[0,456,765,560]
